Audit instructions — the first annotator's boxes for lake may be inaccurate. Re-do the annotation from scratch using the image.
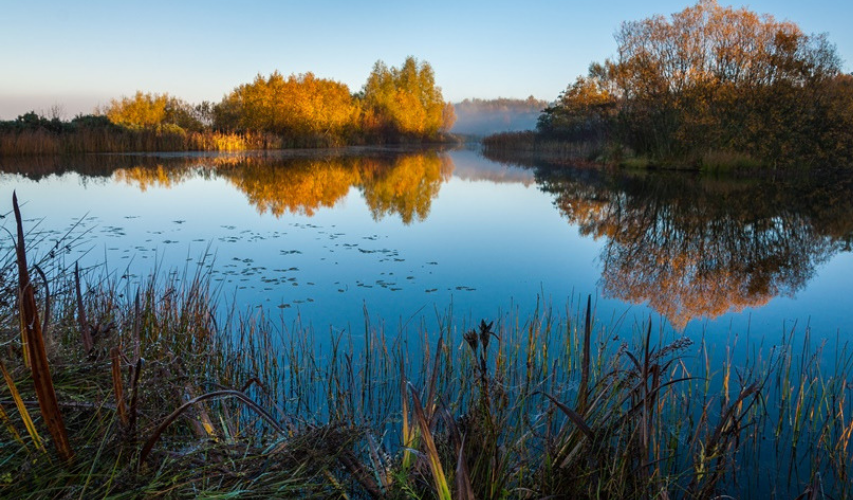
[1,147,851,351]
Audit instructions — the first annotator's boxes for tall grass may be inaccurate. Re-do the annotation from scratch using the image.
[0,128,287,156]
[481,132,774,172]
[1,202,852,498]
[481,130,630,166]
[0,125,460,157]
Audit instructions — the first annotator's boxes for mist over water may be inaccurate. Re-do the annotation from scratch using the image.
[451,98,548,136]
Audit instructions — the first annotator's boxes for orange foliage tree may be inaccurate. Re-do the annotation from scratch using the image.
[216,72,357,147]
[541,0,853,167]
[104,91,202,131]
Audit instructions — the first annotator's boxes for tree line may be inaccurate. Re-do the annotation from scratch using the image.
[452,97,548,136]
[0,57,455,155]
[535,0,853,168]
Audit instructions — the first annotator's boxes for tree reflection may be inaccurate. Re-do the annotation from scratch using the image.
[217,152,452,222]
[536,167,853,329]
[360,153,453,223]
[114,164,200,191]
[108,151,454,224]
[216,157,362,217]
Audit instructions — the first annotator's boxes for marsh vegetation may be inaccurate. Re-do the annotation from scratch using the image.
[2,198,853,498]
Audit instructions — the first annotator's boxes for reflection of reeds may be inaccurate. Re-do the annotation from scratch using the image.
[1,202,852,498]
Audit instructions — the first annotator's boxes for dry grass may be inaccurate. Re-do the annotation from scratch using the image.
[0,128,286,156]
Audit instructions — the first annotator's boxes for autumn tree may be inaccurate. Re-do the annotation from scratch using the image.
[104,91,202,131]
[612,0,844,161]
[361,57,455,141]
[210,58,454,145]
[538,66,618,142]
[541,0,853,167]
[216,72,357,146]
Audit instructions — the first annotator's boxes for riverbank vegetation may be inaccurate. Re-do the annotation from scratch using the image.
[0,57,456,156]
[485,0,853,170]
[2,197,853,498]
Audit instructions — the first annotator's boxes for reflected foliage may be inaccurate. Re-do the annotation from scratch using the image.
[360,154,454,223]
[219,157,362,217]
[104,151,454,224]
[113,164,204,192]
[218,152,453,223]
[534,165,853,328]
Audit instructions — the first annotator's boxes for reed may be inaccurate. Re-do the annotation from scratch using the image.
[0,117,457,156]
[481,130,621,166]
[1,200,852,498]
[0,128,289,156]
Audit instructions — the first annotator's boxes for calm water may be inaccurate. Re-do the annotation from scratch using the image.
[1,148,851,349]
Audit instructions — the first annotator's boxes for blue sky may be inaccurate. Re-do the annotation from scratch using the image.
[2,0,851,119]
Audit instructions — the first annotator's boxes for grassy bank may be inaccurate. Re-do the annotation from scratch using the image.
[480,131,772,172]
[0,126,343,156]
[0,126,462,157]
[482,131,606,164]
[1,199,852,498]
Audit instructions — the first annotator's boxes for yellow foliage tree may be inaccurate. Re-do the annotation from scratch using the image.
[218,72,357,146]
[362,57,454,141]
[104,91,201,131]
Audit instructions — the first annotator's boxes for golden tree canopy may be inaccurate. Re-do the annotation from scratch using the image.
[362,56,454,139]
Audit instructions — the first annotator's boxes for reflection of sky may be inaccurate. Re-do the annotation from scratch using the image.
[1,150,851,353]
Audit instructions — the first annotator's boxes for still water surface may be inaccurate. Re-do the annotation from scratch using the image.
[1,147,851,348]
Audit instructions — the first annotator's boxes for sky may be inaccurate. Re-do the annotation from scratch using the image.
[2,0,852,119]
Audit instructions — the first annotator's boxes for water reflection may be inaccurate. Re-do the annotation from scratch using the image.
[533,166,853,329]
[118,152,452,223]
[0,150,453,224]
[114,164,201,192]
[3,149,851,330]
